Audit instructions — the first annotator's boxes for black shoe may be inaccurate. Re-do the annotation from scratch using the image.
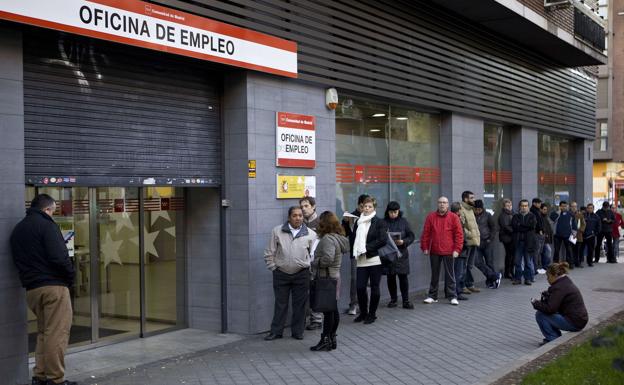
[512,280,522,285]
[306,323,322,331]
[538,339,549,347]
[402,301,414,309]
[264,333,283,341]
[330,334,337,350]
[457,294,469,300]
[363,315,377,324]
[587,263,594,267]
[46,381,77,385]
[524,281,532,286]
[387,300,398,308]
[292,334,304,340]
[577,264,584,268]
[353,314,367,323]
[310,335,331,351]
[32,378,46,385]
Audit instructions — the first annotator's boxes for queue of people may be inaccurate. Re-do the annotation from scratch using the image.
[262,193,619,351]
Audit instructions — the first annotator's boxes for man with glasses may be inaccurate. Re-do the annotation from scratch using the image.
[11,194,76,385]
[420,197,464,306]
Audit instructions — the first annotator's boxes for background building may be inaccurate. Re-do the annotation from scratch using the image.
[594,0,624,206]
[0,1,605,383]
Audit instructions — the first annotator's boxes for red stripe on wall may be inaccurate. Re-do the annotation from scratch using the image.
[336,164,440,184]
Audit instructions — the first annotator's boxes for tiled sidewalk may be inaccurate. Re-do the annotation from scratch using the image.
[76,262,624,385]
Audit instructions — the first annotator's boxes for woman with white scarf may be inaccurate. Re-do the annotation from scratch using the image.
[352,196,388,324]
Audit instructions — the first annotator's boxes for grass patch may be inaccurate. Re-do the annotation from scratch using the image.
[521,323,624,385]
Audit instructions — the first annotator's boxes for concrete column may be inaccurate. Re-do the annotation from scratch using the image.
[511,127,538,204]
[440,113,484,202]
[0,27,28,384]
[575,139,593,204]
[221,71,335,334]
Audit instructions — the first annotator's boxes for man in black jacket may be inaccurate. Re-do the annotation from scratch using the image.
[584,203,601,267]
[530,198,545,274]
[595,201,615,263]
[512,200,537,285]
[498,199,514,279]
[11,194,76,385]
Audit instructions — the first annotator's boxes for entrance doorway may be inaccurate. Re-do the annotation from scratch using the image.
[26,186,186,351]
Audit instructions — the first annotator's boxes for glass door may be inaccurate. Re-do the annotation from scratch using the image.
[96,187,141,339]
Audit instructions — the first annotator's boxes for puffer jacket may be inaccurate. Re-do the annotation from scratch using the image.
[459,202,480,247]
[420,210,464,256]
[264,223,317,274]
[311,233,349,279]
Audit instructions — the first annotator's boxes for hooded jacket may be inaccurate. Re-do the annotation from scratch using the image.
[264,223,317,274]
[459,202,480,247]
[10,208,75,290]
[311,233,349,279]
[475,210,495,245]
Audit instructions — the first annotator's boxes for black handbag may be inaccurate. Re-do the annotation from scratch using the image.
[310,268,337,313]
[378,232,400,264]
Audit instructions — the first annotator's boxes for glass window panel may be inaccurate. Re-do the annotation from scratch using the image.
[336,96,440,236]
[483,124,512,211]
[538,134,576,206]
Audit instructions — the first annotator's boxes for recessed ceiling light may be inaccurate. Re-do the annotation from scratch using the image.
[372,113,386,117]
[370,129,381,132]
[395,117,408,120]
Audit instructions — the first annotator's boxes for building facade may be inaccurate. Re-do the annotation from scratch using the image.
[0,1,605,383]
[594,0,624,206]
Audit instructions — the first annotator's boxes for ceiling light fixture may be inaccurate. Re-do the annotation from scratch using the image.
[372,113,386,117]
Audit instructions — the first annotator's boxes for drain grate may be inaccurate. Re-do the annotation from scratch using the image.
[593,288,624,293]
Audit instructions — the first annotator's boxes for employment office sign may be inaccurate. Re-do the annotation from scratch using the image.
[0,0,297,78]
[276,112,315,168]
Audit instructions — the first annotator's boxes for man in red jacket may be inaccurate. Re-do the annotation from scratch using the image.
[420,196,464,305]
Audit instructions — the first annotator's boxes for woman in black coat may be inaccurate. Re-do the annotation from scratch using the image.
[352,196,388,324]
[382,202,415,309]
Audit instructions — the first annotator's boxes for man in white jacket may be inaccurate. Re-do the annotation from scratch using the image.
[264,206,317,340]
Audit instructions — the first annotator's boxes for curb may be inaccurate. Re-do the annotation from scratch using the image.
[474,303,624,385]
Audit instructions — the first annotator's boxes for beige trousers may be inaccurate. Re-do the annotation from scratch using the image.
[26,285,72,383]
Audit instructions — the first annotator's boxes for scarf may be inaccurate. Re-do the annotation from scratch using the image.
[353,211,376,257]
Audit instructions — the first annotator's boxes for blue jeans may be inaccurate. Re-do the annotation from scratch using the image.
[535,311,580,342]
[454,257,467,295]
[514,240,534,282]
[534,235,545,271]
[540,243,552,269]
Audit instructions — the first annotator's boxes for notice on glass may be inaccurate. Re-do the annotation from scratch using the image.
[276,175,316,199]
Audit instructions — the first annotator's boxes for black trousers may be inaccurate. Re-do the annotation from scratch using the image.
[270,269,309,336]
[595,233,614,263]
[584,236,596,266]
[322,310,340,336]
[356,265,382,317]
[428,254,456,300]
[553,236,573,263]
[387,273,409,302]
[503,241,515,278]
[573,241,584,267]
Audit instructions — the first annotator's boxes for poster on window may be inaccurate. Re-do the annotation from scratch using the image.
[276,175,316,199]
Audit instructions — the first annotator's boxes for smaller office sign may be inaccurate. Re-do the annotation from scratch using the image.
[276,112,315,168]
[276,175,316,199]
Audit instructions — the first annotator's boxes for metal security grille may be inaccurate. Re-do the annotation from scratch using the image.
[23,29,222,186]
[154,0,597,139]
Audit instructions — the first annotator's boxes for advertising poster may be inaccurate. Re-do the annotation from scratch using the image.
[276,175,316,199]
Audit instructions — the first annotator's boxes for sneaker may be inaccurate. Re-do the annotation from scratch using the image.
[387,300,398,308]
[467,287,481,293]
[423,297,438,304]
[347,304,358,315]
[494,272,502,289]
[450,298,459,305]
[537,268,546,275]
[457,294,469,300]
